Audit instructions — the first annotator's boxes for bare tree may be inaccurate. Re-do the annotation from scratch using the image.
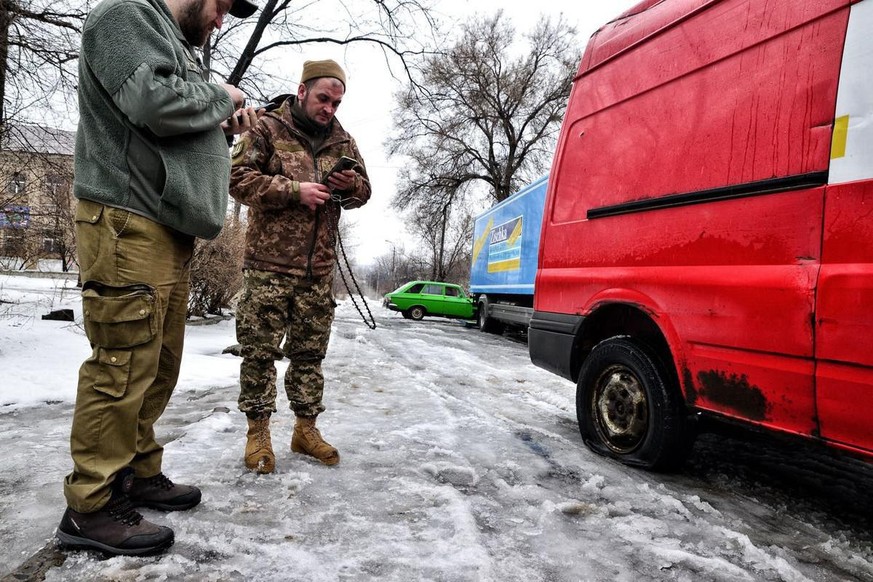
[365,240,434,297]
[0,0,87,129]
[188,219,245,317]
[388,12,577,208]
[1,0,436,129]
[383,13,576,284]
[207,0,437,100]
[409,203,471,282]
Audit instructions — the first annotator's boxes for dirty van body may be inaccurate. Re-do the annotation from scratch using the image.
[530,0,873,470]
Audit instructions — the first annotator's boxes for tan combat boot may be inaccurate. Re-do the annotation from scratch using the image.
[291,416,340,466]
[244,414,275,474]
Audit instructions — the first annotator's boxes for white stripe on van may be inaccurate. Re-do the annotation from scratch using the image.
[830,0,873,183]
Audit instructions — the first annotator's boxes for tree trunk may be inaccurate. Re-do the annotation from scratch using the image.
[0,1,14,129]
[226,0,277,86]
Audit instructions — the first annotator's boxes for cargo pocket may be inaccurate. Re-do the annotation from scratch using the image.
[93,348,131,398]
[82,281,157,349]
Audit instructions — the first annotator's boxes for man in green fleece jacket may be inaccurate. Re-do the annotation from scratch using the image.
[56,0,259,557]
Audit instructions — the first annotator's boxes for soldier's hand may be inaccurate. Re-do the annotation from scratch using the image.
[220,83,246,109]
[222,106,262,135]
[299,182,331,211]
[325,169,357,192]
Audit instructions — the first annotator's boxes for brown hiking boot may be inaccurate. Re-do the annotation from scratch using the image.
[57,469,174,556]
[129,473,201,511]
[291,416,340,465]
[245,413,275,474]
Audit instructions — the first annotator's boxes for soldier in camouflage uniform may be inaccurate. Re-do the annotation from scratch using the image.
[229,59,370,473]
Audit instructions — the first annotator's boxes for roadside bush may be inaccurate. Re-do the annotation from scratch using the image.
[188,220,245,317]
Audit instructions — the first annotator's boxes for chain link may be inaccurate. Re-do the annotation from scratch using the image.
[324,194,377,330]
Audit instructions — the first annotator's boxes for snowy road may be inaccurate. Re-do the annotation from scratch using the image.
[1,276,873,581]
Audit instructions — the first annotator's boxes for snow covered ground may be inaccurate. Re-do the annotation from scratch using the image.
[1,273,873,581]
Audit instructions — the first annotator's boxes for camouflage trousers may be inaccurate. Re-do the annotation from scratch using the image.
[236,269,335,418]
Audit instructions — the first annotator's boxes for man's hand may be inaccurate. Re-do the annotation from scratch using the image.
[325,169,357,192]
[220,83,246,109]
[299,182,331,211]
[222,106,262,135]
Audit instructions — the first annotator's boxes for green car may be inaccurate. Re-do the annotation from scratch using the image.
[383,281,476,321]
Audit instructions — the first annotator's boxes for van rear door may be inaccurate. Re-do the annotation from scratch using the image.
[817,0,873,455]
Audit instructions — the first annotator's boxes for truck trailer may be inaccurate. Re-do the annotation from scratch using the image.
[470,175,548,333]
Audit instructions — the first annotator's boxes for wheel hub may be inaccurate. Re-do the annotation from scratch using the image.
[593,366,648,453]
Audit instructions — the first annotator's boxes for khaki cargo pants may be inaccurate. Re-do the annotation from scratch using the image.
[64,200,193,513]
[236,269,335,418]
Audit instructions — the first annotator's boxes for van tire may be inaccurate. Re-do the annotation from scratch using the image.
[576,336,691,471]
[477,296,504,334]
[407,306,426,321]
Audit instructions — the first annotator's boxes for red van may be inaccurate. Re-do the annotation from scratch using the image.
[530,0,873,469]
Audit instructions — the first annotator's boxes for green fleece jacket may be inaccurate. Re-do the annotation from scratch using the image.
[74,0,234,239]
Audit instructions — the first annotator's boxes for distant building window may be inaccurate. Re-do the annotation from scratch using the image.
[8,172,25,195]
[42,236,60,254]
[45,174,67,197]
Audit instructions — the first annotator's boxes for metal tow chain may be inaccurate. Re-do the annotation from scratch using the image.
[325,194,377,330]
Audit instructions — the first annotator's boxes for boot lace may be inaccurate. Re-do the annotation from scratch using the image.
[106,496,144,526]
[146,473,175,491]
[258,427,271,449]
[249,416,271,449]
[303,424,322,439]
[301,423,334,451]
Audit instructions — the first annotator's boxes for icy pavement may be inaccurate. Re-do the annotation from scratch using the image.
[1,274,872,581]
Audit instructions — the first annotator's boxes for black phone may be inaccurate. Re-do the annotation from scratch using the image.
[234,101,280,123]
[322,156,359,185]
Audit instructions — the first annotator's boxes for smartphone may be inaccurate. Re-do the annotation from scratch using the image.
[234,101,280,123]
[322,156,359,185]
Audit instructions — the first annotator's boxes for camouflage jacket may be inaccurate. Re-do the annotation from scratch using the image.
[229,97,371,279]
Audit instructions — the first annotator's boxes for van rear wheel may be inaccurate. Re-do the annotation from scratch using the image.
[576,336,691,471]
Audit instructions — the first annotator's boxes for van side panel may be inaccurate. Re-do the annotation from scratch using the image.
[536,192,823,433]
[817,0,873,453]
[553,1,847,222]
[537,0,849,434]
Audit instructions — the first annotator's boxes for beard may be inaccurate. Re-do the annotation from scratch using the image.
[177,0,210,47]
[301,93,331,132]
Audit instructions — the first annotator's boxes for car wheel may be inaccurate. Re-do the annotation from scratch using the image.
[477,296,504,334]
[401,311,411,319]
[408,306,425,320]
[576,336,691,471]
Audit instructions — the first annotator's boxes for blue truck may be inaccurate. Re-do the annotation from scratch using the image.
[469,175,548,333]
